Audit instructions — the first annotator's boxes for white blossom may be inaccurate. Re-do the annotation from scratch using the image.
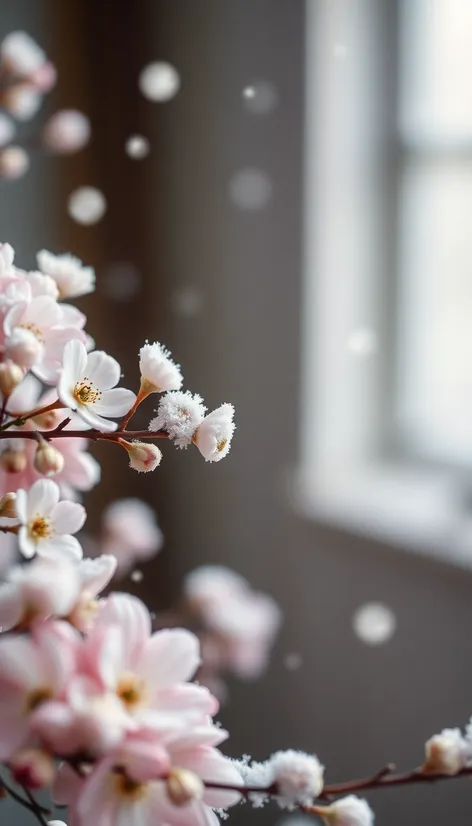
[42,110,91,154]
[139,341,183,393]
[193,403,235,462]
[425,728,469,775]
[16,478,85,560]
[315,795,374,825]
[37,250,95,298]
[269,750,324,808]
[149,390,206,447]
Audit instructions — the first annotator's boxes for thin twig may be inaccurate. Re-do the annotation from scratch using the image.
[0,777,51,825]
[0,428,168,442]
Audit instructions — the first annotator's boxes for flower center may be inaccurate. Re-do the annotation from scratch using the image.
[29,515,52,540]
[114,772,147,801]
[25,686,53,713]
[20,323,44,342]
[216,438,227,453]
[116,672,147,711]
[73,376,102,406]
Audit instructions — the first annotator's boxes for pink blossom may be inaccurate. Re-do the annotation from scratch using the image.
[42,110,91,155]
[0,620,78,760]
[0,555,80,631]
[101,498,163,575]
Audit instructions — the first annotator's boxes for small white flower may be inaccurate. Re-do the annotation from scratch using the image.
[58,339,136,432]
[149,390,206,447]
[16,478,86,560]
[193,403,235,462]
[139,341,183,394]
[3,86,42,120]
[37,249,95,298]
[0,146,30,178]
[315,795,374,826]
[42,110,91,154]
[0,555,80,631]
[1,31,46,77]
[425,728,469,775]
[0,241,15,275]
[120,439,162,472]
[269,750,324,808]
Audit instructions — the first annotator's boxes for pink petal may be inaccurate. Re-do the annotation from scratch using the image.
[177,747,243,808]
[97,594,151,668]
[140,629,200,690]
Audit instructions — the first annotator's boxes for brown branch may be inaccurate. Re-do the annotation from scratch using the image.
[0,777,51,826]
[0,427,168,442]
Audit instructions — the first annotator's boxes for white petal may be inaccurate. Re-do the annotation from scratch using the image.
[38,534,83,561]
[51,501,86,535]
[15,488,28,524]
[74,404,118,432]
[18,525,36,558]
[62,339,87,384]
[27,478,60,518]
[93,388,137,417]
[0,583,22,630]
[86,350,121,390]
[79,555,117,597]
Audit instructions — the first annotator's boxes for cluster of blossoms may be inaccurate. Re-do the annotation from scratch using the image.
[0,31,90,179]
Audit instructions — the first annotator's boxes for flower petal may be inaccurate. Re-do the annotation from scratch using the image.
[38,534,83,561]
[93,388,137,418]
[18,525,36,559]
[62,339,87,384]
[27,478,60,519]
[15,488,28,524]
[86,350,121,390]
[51,500,86,535]
[140,629,200,691]
[74,404,118,432]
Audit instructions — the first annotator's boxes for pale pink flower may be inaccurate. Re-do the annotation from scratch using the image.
[42,110,91,154]
[0,242,15,276]
[4,295,85,381]
[193,404,235,462]
[83,594,216,729]
[30,60,56,92]
[16,478,85,560]
[101,498,163,574]
[149,390,206,448]
[0,620,77,760]
[66,729,241,826]
[37,250,95,299]
[3,85,42,120]
[68,554,117,632]
[0,555,81,631]
[58,340,136,432]
[139,341,183,393]
[314,795,374,825]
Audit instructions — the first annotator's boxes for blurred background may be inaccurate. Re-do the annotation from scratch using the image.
[2,1,472,824]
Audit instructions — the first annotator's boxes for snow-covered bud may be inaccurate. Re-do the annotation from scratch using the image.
[1,447,27,473]
[42,110,91,154]
[4,326,43,369]
[10,748,56,789]
[313,795,374,826]
[120,439,162,473]
[33,440,65,477]
[193,403,235,462]
[0,492,17,518]
[423,728,468,775]
[139,341,183,395]
[0,360,24,397]
[270,750,324,807]
[166,768,204,806]
[0,146,30,178]
[149,390,207,447]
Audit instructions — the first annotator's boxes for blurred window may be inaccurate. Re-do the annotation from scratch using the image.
[298,0,472,565]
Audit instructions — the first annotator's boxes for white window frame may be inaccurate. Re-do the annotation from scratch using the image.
[296,0,472,569]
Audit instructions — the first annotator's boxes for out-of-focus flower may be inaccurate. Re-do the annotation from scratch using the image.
[235,751,324,810]
[193,403,235,462]
[10,747,56,789]
[42,110,91,154]
[67,186,107,225]
[0,555,80,631]
[125,134,150,159]
[58,339,135,432]
[101,498,163,574]
[37,250,95,298]
[149,390,206,448]
[3,85,42,120]
[0,113,15,147]
[33,440,65,477]
[425,728,469,775]
[0,360,24,396]
[16,478,85,560]
[0,146,30,178]
[1,31,46,77]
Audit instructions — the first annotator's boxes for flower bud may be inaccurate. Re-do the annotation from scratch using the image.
[33,441,64,477]
[313,795,374,826]
[10,747,56,789]
[120,439,162,473]
[0,360,24,397]
[4,327,43,370]
[0,492,17,518]
[166,768,204,806]
[423,728,468,776]
[32,408,62,430]
[1,448,27,473]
